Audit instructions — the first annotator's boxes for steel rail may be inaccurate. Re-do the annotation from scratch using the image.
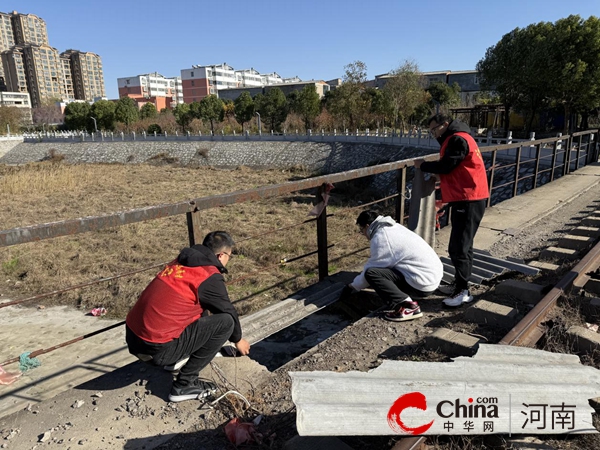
[393,235,600,450]
[499,239,600,347]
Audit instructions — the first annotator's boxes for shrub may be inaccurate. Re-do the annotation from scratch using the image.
[147,124,162,134]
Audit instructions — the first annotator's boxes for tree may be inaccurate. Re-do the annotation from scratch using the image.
[383,60,427,131]
[546,15,600,132]
[199,95,224,134]
[173,103,193,131]
[328,61,369,129]
[0,106,26,135]
[114,97,139,127]
[139,102,157,120]
[90,99,116,131]
[255,88,287,132]
[368,87,393,129]
[222,99,235,119]
[234,91,254,132]
[32,98,63,128]
[64,102,91,130]
[427,81,461,112]
[292,85,321,130]
[477,21,555,134]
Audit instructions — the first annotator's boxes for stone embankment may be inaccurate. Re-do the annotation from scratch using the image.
[0,140,431,175]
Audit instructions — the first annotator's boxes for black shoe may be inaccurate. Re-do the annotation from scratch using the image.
[168,378,219,402]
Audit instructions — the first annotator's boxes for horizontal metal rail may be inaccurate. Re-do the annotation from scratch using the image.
[0,157,423,248]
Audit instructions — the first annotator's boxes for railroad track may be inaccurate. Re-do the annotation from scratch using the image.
[389,208,600,450]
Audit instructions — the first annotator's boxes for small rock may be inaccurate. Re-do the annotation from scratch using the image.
[39,431,52,443]
[72,400,85,408]
[78,439,87,445]
[92,392,103,398]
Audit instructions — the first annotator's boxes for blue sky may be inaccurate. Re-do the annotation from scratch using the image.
[9,0,600,99]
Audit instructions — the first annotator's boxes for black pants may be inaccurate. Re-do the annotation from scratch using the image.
[364,267,435,305]
[126,313,234,387]
[448,199,486,291]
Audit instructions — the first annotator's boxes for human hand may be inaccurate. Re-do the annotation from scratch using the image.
[235,339,251,356]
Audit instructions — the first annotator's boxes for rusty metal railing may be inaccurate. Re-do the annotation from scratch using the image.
[1,130,598,369]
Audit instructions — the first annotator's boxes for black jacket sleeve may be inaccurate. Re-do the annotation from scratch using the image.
[420,135,470,174]
[197,273,243,343]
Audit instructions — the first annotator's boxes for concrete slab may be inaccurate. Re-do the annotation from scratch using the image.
[567,326,600,354]
[528,261,560,271]
[423,328,480,357]
[495,280,546,304]
[540,246,578,261]
[571,226,600,238]
[433,164,600,253]
[558,234,594,250]
[464,300,519,328]
[0,305,132,419]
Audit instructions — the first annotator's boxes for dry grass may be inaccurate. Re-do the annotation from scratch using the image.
[0,160,385,320]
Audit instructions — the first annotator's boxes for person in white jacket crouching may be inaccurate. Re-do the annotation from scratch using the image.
[339,211,443,322]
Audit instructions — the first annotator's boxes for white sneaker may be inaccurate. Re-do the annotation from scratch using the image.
[443,289,473,307]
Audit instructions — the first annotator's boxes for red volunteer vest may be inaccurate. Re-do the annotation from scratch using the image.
[126,261,220,343]
[439,132,489,203]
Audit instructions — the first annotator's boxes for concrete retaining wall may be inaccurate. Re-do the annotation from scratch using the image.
[0,137,23,158]
[0,140,432,175]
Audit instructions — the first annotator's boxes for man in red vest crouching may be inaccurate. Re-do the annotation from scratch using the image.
[415,114,489,307]
[125,231,250,402]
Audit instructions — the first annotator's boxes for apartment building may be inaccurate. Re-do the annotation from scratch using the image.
[0,12,14,80]
[1,46,27,93]
[10,11,48,46]
[180,63,306,103]
[0,90,31,108]
[0,10,106,109]
[180,63,238,103]
[117,72,182,110]
[62,50,105,102]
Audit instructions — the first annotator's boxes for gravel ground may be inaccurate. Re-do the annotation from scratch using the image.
[151,183,600,450]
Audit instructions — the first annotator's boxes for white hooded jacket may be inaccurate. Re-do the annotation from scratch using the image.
[350,215,443,292]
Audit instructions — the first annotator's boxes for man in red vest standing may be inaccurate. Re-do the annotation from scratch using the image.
[415,114,489,307]
[125,231,250,402]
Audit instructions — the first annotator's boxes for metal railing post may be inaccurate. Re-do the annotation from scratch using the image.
[487,151,497,208]
[186,204,202,246]
[576,134,583,170]
[563,135,572,176]
[316,184,329,281]
[513,145,522,198]
[395,167,406,225]
[550,139,559,182]
[533,143,541,189]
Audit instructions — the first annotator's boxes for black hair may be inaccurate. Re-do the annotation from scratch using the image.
[356,210,379,227]
[427,113,452,126]
[202,231,235,253]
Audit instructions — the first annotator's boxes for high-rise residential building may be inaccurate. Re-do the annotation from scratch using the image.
[61,50,105,101]
[10,11,48,46]
[117,72,182,110]
[1,47,27,93]
[20,44,65,107]
[0,10,105,109]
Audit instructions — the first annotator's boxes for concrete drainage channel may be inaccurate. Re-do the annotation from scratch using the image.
[250,308,353,371]
[240,271,375,371]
